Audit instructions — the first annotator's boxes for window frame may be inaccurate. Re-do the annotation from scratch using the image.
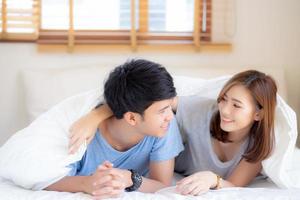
[0,0,40,41]
[1,0,232,52]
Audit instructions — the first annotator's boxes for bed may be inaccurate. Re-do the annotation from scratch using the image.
[1,175,300,200]
[0,65,299,200]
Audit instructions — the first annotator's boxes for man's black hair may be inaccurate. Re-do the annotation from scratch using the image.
[104,59,176,119]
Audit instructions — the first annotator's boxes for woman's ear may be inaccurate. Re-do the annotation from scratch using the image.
[254,109,263,121]
[123,112,138,126]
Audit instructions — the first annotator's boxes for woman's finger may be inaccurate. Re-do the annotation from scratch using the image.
[189,183,208,196]
[69,137,86,154]
[68,132,79,146]
[180,182,199,195]
[192,187,209,196]
[176,176,194,187]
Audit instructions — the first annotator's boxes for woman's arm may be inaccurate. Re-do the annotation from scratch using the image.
[68,104,113,154]
[69,96,178,154]
[225,158,262,187]
[176,159,262,195]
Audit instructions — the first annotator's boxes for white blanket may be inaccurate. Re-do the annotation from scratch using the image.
[0,76,299,194]
[1,177,300,200]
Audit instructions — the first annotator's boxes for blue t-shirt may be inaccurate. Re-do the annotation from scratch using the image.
[68,118,184,176]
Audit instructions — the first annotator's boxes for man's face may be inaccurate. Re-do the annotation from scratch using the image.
[135,98,174,138]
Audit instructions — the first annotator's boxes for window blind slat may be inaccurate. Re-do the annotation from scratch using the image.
[68,0,74,51]
[139,0,148,33]
[7,15,38,22]
[1,0,7,39]
[130,0,137,50]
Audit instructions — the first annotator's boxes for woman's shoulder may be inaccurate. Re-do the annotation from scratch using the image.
[176,95,218,123]
[178,95,217,111]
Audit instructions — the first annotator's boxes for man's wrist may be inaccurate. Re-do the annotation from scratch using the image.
[80,176,91,194]
[125,169,133,187]
[125,169,142,192]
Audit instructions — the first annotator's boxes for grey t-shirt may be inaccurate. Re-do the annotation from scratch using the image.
[175,95,249,179]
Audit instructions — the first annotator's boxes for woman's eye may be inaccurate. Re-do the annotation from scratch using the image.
[233,104,241,108]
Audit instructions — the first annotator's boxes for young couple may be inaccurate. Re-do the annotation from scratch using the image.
[46,59,277,199]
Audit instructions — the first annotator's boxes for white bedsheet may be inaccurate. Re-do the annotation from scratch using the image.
[1,178,300,200]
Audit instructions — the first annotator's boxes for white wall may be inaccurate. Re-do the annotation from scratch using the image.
[0,0,300,146]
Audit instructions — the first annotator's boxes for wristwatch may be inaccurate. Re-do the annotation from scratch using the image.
[125,169,143,192]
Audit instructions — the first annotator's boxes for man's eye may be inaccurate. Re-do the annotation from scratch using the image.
[160,110,166,114]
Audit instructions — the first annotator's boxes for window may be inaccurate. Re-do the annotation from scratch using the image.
[0,0,40,40]
[1,0,234,51]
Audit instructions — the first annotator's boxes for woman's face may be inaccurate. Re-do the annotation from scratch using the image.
[218,84,260,137]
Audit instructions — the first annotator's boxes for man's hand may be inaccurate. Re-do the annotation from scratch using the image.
[102,167,133,189]
[83,161,127,199]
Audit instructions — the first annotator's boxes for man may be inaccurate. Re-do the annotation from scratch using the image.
[45,59,183,199]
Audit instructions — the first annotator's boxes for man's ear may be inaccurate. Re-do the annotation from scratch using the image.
[123,112,138,126]
[254,109,263,121]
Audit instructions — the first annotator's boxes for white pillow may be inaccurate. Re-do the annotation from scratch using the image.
[22,65,112,122]
[262,95,299,188]
[0,89,103,190]
[0,75,298,190]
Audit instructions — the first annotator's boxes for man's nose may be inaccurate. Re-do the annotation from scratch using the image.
[165,108,174,122]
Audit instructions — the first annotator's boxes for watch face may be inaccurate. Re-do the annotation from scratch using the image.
[125,169,142,192]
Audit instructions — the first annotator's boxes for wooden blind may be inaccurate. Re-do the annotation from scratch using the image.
[38,0,213,50]
[0,0,40,41]
[0,0,234,52]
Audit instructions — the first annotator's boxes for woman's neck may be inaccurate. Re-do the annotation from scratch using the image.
[228,125,251,143]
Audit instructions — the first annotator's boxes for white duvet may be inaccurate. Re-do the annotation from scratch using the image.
[1,177,300,200]
[0,76,299,199]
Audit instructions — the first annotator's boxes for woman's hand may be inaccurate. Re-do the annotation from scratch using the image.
[68,111,100,154]
[68,104,114,154]
[176,171,217,196]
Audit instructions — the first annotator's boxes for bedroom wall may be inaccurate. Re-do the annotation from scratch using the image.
[0,0,300,146]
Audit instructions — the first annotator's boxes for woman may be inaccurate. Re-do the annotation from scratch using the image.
[68,70,277,195]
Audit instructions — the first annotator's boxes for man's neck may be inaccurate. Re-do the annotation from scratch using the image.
[99,117,145,152]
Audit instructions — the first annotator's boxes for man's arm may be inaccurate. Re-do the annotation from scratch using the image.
[45,164,125,198]
[100,159,174,193]
[138,159,175,193]
[45,176,91,193]
[134,118,183,192]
